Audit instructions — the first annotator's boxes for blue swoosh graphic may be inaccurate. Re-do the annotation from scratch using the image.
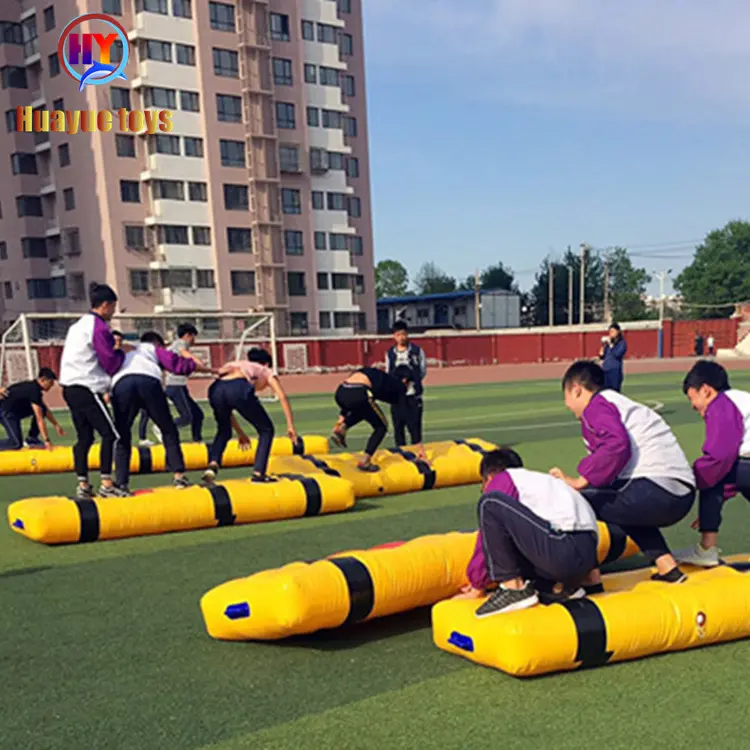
[78,61,127,91]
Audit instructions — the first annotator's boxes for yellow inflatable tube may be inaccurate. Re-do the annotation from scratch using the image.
[0,435,329,476]
[200,523,638,641]
[432,555,750,678]
[8,474,354,544]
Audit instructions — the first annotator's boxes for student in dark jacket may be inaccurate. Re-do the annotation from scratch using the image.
[385,321,427,448]
[599,323,627,392]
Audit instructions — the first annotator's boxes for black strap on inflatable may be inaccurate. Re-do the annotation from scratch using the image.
[275,474,323,516]
[137,446,153,475]
[293,437,305,456]
[75,499,100,543]
[388,448,437,490]
[602,523,627,565]
[560,599,613,669]
[328,556,375,624]
[302,454,341,477]
[209,485,236,527]
[454,439,487,455]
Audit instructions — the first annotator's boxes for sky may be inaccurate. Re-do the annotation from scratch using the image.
[361,0,750,296]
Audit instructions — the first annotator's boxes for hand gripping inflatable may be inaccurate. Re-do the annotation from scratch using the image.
[0,435,329,476]
[432,555,750,677]
[200,524,638,641]
[8,475,354,544]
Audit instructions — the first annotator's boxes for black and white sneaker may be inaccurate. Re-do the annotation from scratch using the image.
[475,582,539,618]
[251,474,279,484]
[98,484,133,498]
[201,468,217,488]
[357,462,380,473]
[651,567,688,584]
[173,476,191,490]
[75,483,94,501]
[538,586,586,605]
[330,429,348,449]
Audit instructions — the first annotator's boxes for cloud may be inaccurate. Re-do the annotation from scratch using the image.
[364,0,750,115]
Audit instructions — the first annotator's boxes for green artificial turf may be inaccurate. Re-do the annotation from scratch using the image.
[1,371,749,750]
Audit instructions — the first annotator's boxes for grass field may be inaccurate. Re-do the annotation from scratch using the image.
[3,371,750,750]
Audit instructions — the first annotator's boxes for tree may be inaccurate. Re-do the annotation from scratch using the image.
[458,263,517,292]
[375,259,409,298]
[675,221,750,318]
[606,247,652,322]
[414,262,457,295]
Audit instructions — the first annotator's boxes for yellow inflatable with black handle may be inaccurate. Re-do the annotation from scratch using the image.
[432,555,750,677]
[200,524,638,641]
[7,474,354,545]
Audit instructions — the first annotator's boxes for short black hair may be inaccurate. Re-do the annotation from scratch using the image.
[392,320,408,333]
[248,347,272,367]
[111,330,123,338]
[480,448,524,481]
[393,364,414,382]
[89,282,117,308]
[562,360,605,392]
[682,360,730,394]
[177,323,198,338]
[140,331,166,347]
[38,367,56,381]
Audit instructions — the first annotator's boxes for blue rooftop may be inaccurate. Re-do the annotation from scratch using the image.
[377,289,513,305]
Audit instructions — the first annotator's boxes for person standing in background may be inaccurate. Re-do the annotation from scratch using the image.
[707,333,716,357]
[695,332,705,357]
[164,323,206,444]
[599,323,627,392]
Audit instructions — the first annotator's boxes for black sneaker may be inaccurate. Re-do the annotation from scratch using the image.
[475,582,539,618]
[98,484,133,498]
[651,567,688,584]
[357,462,380,473]
[538,586,586,605]
[584,583,605,595]
[173,476,191,490]
[251,474,279,484]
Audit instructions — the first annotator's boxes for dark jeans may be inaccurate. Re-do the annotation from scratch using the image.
[335,383,387,456]
[391,395,423,446]
[112,375,185,487]
[0,409,24,450]
[603,368,623,392]
[208,379,274,474]
[165,384,204,442]
[583,478,694,562]
[62,385,118,481]
[478,491,599,588]
[699,458,750,533]
[138,409,149,441]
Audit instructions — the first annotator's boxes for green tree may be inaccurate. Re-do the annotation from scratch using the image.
[458,263,517,292]
[414,262,457,295]
[375,259,409,298]
[606,247,652,321]
[675,221,750,318]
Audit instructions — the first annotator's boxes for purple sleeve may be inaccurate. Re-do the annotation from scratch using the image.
[92,317,125,376]
[577,398,632,487]
[156,347,197,376]
[694,394,743,490]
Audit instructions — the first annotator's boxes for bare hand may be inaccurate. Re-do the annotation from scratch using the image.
[691,516,700,530]
[55,424,65,437]
[549,467,565,480]
[44,440,54,452]
[238,434,251,451]
[287,427,298,444]
[452,584,483,601]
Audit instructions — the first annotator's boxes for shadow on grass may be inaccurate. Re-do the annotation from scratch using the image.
[0,565,53,579]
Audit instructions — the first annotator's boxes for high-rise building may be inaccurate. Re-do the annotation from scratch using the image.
[0,0,375,336]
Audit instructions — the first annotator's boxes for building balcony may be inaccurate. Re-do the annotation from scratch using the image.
[39,178,55,195]
[128,12,194,44]
[154,287,218,312]
[141,153,206,181]
[147,198,209,225]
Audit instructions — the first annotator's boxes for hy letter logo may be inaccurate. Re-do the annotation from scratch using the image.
[57,13,129,92]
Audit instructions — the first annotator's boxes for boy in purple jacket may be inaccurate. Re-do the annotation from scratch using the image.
[457,448,600,617]
[551,361,695,585]
[676,361,750,567]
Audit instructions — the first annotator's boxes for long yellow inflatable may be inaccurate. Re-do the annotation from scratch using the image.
[200,525,639,641]
[0,435,329,476]
[8,475,354,544]
[432,556,750,677]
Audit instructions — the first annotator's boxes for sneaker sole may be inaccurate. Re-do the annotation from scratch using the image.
[476,594,539,618]
[678,559,721,568]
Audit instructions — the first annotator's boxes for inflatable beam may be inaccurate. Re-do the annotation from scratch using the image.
[432,554,750,677]
[200,524,638,641]
[0,435,329,476]
[8,475,354,545]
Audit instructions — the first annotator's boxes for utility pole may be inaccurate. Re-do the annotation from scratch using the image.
[579,243,587,324]
[603,253,610,323]
[655,269,671,358]
[568,265,573,325]
[474,267,480,331]
[548,261,554,326]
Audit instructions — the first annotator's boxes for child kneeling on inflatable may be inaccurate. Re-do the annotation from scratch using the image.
[456,448,600,618]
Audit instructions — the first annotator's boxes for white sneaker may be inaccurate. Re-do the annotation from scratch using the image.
[675,543,721,567]
[139,439,155,447]
[151,424,163,444]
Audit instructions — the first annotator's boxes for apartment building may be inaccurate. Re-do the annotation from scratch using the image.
[0,0,375,336]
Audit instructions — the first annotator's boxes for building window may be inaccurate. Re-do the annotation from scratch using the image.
[217,93,242,122]
[58,144,70,167]
[227,227,252,252]
[270,13,290,41]
[172,0,192,18]
[332,273,350,290]
[136,0,167,13]
[344,116,357,137]
[306,107,320,127]
[28,278,66,299]
[322,151,341,171]
[197,269,215,288]
[120,180,140,203]
[290,312,308,334]
[231,270,255,295]
[220,139,245,167]
[3,282,11,300]
[318,23,338,43]
[279,145,300,173]
[322,109,342,129]
[337,0,351,13]
[43,6,55,30]
[350,235,363,255]
[272,57,293,85]
[301,20,314,40]
[340,33,353,56]
[334,312,352,329]
[22,238,47,258]
[149,134,180,154]
[153,179,184,200]
[287,272,306,296]
[53,97,64,111]
[346,156,359,178]
[16,196,43,217]
[329,233,348,250]
[314,231,326,250]
[129,270,150,294]
[65,228,81,256]
[111,87,130,110]
[160,269,193,288]
[1,67,28,89]
[312,191,324,210]
[142,39,172,62]
[317,272,329,290]
[175,43,195,66]
[275,101,295,129]
[327,192,346,211]
[124,225,146,249]
[304,64,316,84]
[63,188,75,211]
[183,137,204,157]
[309,148,327,173]
[284,230,303,255]
[319,312,331,329]
[192,226,211,245]
[48,52,60,77]
[209,2,235,31]
[213,48,239,78]
[224,184,249,210]
[144,86,176,108]
[348,196,361,218]
[341,74,355,97]
[188,182,207,202]
[281,188,301,214]
[0,242,6,260]
[5,109,16,132]
[11,152,37,175]
[319,66,340,86]
[354,275,365,294]
[157,225,189,244]
[115,134,136,157]
[113,40,125,63]
[180,90,200,112]
[103,0,122,15]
